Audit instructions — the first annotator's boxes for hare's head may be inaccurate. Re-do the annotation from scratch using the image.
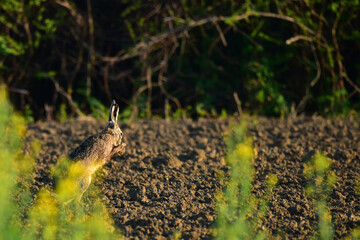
[104,100,123,147]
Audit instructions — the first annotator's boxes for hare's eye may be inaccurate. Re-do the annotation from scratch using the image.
[120,132,123,137]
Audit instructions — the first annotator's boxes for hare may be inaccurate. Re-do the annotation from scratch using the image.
[54,100,126,202]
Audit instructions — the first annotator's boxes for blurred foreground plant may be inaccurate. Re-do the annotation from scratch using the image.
[304,153,338,240]
[214,121,277,240]
[0,84,27,239]
[0,85,121,239]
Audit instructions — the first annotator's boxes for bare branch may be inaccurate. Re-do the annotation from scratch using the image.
[9,88,29,95]
[157,48,181,111]
[286,35,312,45]
[343,74,360,94]
[209,25,232,53]
[108,70,133,81]
[213,21,227,46]
[49,77,84,116]
[233,92,243,116]
[54,0,84,26]
[310,42,321,87]
[297,42,321,113]
[98,11,315,63]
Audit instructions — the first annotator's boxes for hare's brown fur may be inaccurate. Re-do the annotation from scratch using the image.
[55,100,125,202]
[69,130,125,171]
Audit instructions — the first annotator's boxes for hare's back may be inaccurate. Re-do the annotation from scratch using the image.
[69,135,101,161]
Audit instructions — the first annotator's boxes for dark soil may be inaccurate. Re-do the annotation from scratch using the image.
[26,116,360,239]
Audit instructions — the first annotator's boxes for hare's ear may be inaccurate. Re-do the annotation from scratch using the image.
[114,103,119,122]
[108,100,116,122]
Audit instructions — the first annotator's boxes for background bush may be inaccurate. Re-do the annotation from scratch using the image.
[1,0,360,119]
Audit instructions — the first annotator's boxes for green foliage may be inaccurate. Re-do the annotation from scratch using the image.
[0,0,57,57]
[169,106,191,120]
[87,97,108,120]
[118,0,360,117]
[25,155,121,240]
[215,125,357,239]
[219,109,228,119]
[248,62,289,116]
[25,188,120,240]
[2,0,360,119]
[172,230,182,240]
[57,103,68,122]
[0,84,27,239]
[24,104,35,123]
[317,88,351,116]
[304,153,337,240]
[0,85,121,239]
[352,227,360,239]
[77,89,108,120]
[0,35,26,56]
[215,121,277,239]
[118,106,132,123]
[195,103,208,118]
